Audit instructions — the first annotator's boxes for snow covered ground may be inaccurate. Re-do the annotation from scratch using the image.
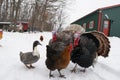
[0,32,120,80]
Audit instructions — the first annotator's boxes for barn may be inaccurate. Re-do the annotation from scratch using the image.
[18,21,29,32]
[72,4,120,37]
[0,21,29,32]
[0,22,11,29]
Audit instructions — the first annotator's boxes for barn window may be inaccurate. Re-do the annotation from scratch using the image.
[104,20,109,28]
[89,21,94,29]
[83,23,87,29]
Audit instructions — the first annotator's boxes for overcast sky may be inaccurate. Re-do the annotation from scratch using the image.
[65,0,120,24]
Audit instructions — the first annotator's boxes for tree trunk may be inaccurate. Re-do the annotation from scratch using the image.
[0,0,4,21]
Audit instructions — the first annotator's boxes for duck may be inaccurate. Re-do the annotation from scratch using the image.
[20,40,41,69]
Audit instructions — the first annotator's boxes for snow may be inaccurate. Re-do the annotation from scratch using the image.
[0,32,120,80]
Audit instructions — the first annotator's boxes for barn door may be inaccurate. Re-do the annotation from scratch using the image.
[103,20,110,36]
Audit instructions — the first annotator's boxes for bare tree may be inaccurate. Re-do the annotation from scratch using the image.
[45,0,67,32]
[13,0,23,27]
[0,0,5,21]
[9,0,16,22]
[0,0,71,32]
[28,0,69,31]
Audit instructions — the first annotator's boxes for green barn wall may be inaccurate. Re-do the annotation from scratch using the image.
[73,11,99,32]
[72,5,120,37]
[101,7,120,37]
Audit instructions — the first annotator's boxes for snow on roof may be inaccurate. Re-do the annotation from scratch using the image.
[0,22,11,24]
[72,4,120,23]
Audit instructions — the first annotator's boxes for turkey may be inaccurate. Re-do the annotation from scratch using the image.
[70,31,111,72]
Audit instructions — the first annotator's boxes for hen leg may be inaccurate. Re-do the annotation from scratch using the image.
[30,64,35,68]
[49,70,54,78]
[25,64,31,69]
[58,69,66,78]
[92,53,98,68]
[71,64,77,73]
[80,68,86,72]
[92,65,94,68]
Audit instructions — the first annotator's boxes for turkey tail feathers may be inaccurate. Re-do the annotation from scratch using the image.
[91,31,110,57]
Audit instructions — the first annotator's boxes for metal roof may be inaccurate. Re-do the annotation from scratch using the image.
[0,21,28,24]
[99,4,120,10]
